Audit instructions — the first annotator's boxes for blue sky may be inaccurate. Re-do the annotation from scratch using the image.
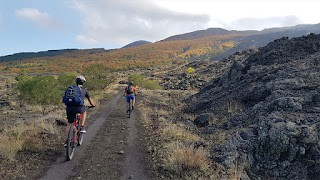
[1,0,319,57]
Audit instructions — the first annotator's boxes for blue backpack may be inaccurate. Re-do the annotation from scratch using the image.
[62,85,84,106]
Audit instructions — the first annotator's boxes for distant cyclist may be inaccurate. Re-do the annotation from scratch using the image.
[63,75,95,144]
[123,81,136,112]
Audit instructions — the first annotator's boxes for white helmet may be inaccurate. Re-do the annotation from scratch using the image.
[76,75,86,84]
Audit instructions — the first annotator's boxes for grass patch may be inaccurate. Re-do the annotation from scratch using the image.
[226,100,245,114]
[0,119,60,160]
[138,89,214,179]
[162,122,200,142]
[164,142,210,177]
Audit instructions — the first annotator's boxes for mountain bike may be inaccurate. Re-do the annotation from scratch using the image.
[66,106,94,160]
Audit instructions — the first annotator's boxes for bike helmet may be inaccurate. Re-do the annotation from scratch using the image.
[128,81,133,85]
[76,75,86,85]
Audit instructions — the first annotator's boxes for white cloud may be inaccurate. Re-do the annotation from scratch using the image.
[72,0,210,45]
[227,16,302,30]
[155,0,320,30]
[15,8,62,29]
[76,34,98,44]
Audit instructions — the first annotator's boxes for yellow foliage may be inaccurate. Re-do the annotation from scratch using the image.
[222,41,235,48]
[186,67,195,74]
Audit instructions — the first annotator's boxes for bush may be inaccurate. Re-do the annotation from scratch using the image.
[128,74,162,90]
[82,64,115,90]
[16,75,62,105]
[15,66,115,105]
[57,72,78,89]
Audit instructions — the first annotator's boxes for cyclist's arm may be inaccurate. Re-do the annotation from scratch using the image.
[123,88,127,96]
[87,97,95,107]
[85,89,95,107]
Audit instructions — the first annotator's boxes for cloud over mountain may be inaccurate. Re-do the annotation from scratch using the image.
[72,0,210,45]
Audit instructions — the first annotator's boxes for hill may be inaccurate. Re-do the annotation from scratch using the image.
[0,48,105,62]
[122,40,152,48]
[1,23,320,74]
[184,33,320,179]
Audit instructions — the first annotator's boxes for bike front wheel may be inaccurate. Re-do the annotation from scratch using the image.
[77,121,84,146]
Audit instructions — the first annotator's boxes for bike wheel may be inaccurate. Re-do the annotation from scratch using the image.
[66,126,76,160]
[77,120,84,146]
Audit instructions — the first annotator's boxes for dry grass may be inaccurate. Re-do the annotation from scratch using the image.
[164,142,211,177]
[0,118,60,160]
[161,121,200,142]
[226,100,244,113]
[138,89,214,179]
[93,82,120,100]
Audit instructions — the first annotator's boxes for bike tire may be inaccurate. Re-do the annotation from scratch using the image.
[66,126,76,160]
[77,119,84,146]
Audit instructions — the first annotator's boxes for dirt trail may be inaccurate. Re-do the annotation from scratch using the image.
[40,90,151,180]
[121,106,149,180]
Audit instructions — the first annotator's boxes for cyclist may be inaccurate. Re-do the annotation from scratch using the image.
[64,75,95,141]
[123,81,136,112]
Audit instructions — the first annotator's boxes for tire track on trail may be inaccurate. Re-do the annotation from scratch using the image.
[120,102,150,180]
[40,89,150,180]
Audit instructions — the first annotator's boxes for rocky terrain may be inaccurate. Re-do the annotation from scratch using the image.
[184,33,320,179]
[155,49,257,91]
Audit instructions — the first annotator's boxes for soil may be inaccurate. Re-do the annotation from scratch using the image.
[36,90,154,179]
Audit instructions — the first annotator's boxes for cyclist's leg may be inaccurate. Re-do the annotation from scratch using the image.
[81,111,87,126]
[131,95,135,108]
[66,108,76,135]
[125,96,130,111]
[65,108,76,146]
[78,106,88,127]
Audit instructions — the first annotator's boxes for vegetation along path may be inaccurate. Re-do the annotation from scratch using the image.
[40,89,151,180]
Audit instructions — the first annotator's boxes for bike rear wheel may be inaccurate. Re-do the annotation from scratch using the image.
[66,126,76,160]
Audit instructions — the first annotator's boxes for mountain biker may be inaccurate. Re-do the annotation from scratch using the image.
[64,75,95,139]
[123,81,136,112]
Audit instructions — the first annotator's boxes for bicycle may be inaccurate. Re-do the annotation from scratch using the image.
[66,106,94,160]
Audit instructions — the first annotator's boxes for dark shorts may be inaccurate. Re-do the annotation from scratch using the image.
[126,95,135,103]
[66,106,87,123]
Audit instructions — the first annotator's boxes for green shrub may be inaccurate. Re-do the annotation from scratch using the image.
[57,72,78,89]
[15,66,115,105]
[128,74,162,90]
[16,75,62,105]
[82,64,115,90]
[128,74,144,86]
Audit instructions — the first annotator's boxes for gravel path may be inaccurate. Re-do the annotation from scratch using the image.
[40,90,151,180]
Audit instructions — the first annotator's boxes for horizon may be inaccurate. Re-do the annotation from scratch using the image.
[1,0,320,57]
